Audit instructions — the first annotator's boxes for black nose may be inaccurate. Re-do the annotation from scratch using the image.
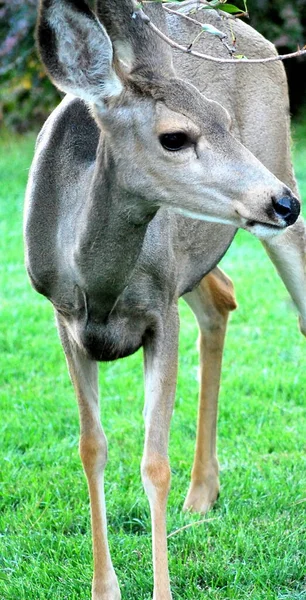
[272,195,300,226]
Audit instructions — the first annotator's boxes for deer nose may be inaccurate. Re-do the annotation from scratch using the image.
[272,195,300,226]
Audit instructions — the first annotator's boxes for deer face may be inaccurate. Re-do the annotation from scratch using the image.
[99,82,299,239]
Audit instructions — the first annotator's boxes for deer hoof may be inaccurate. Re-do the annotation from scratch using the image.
[183,479,220,514]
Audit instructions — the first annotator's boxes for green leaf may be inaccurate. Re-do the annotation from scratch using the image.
[218,4,245,14]
[200,1,220,8]
[201,23,227,39]
[199,1,246,13]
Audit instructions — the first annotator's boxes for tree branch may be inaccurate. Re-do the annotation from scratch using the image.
[135,6,306,65]
[163,5,235,57]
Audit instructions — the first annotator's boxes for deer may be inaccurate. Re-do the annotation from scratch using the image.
[24,1,306,598]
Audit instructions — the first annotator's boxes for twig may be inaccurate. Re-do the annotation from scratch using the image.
[164,5,234,56]
[167,517,219,538]
[164,4,205,27]
[137,9,306,64]
[221,38,236,57]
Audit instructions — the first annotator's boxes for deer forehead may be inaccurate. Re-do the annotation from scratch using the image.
[99,96,156,135]
[155,103,201,138]
[154,79,231,137]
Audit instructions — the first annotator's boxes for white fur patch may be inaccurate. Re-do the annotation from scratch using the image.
[169,206,285,240]
[113,40,135,72]
[169,206,236,227]
[247,223,284,240]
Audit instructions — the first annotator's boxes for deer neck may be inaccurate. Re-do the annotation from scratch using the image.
[75,136,155,317]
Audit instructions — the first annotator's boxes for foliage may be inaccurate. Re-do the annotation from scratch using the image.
[194,0,248,15]
[247,0,306,50]
[0,0,60,131]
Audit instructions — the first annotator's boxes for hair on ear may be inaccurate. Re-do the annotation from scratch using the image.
[37,0,123,105]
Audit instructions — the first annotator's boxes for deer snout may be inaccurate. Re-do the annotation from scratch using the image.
[272,194,300,226]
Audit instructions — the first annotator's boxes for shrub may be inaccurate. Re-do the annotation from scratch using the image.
[0,1,61,131]
[247,0,306,51]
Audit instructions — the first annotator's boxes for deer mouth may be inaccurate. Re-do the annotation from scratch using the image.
[235,193,300,234]
[244,219,287,240]
[246,220,285,230]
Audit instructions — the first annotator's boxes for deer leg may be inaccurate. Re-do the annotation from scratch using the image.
[141,306,179,600]
[56,316,120,600]
[183,268,237,514]
[262,216,306,336]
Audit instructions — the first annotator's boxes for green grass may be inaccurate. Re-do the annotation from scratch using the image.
[0,125,306,600]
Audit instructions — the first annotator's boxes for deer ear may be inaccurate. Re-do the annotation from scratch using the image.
[37,0,123,105]
[96,1,174,78]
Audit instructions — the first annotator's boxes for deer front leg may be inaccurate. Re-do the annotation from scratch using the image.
[183,268,237,514]
[141,307,179,600]
[263,217,306,336]
[57,316,120,600]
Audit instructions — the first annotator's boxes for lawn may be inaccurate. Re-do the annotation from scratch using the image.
[0,122,305,600]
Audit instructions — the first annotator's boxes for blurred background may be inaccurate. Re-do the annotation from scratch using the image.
[1,0,306,132]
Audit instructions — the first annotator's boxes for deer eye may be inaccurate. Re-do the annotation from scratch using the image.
[159,132,190,151]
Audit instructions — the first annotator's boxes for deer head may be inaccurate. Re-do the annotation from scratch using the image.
[36,0,300,239]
